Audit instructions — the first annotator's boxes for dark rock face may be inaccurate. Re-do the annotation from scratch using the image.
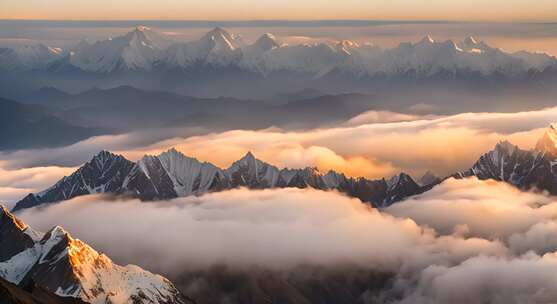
[382,173,423,207]
[13,150,425,212]
[18,230,80,298]
[127,155,178,200]
[0,206,35,262]
[0,276,86,304]
[12,151,136,212]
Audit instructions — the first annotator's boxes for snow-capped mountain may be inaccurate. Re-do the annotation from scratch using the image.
[12,124,557,213]
[163,27,243,67]
[455,125,557,193]
[0,205,187,304]
[67,26,172,72]
[0,44,63,71]
[13,151,137,211]
[12,149,424,212]
[1,26,555,77]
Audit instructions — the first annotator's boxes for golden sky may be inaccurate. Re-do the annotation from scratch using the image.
[1,0,556,21]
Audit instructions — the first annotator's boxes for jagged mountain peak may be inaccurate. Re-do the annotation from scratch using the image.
[253,33,280,51]
[206,26,228,35]
[14,149,425,210]
[159,147,186,158]
[387,172,411,186]
[123,25,171,48]
[44,225,69,239]
[0,208,186,304]
[419,170,440,186]
[535,124,557,156]
[0,205,27,232]
[418,35,435,45]
[495,140,518,154]
[1,204,38,262]
[202,27,239,48]
[464,36,479,45]
[242,150,256,161]
[156,147,217,168]
[228,151,264,170]
[89,150,127,170]
[460,36,491,53]
[67,26,171,72]
[93,149,120,159]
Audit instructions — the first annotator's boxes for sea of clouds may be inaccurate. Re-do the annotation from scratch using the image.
[10,177,557,303]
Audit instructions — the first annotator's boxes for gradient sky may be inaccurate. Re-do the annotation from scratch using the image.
[1,0,556,21]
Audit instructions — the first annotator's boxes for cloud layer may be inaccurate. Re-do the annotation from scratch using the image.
[0,162,75,208]
[4,105,555,175]
[1,105,556,207]
[14,177,557,303]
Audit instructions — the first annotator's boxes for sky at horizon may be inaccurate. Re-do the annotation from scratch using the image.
[1,0,557,22]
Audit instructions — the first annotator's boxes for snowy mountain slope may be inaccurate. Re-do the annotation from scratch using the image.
[0,206,187,304]
[0,44,63,71]
[12,149,424,211]
[163,27,243,67]
[226,151,282,188]
[2,27,556,77]
[238,33,281,72]
[13,151,137,211]
[156,148,230,196]
[68,26,171,72]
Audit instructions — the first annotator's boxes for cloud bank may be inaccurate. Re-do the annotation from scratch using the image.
[15,177,557,303]
[1,105,556,207]
[3,105,554,177]
[0,162,76,208]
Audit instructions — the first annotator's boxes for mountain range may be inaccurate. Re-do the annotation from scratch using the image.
[0,97,104,151]
[11,149,424,212]
[2,26,555,77]
[19,86,379,131]
[10,124,557,213]
[2,26,557,101]
[0,86,387,151]
[0,205,188,304]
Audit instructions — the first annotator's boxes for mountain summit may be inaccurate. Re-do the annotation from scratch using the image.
[456,124,557,193]
[0,205,187,304]
[68,25,171,72]
[536,124,557,156]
